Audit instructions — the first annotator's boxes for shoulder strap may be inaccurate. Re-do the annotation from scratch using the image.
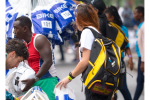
[83,27,101,38]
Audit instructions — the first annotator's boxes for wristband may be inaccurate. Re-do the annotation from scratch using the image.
[69,72,75,79]
[15,98,19,100]
[80,1,83,4]
[68,76,72,81]
[128,55,132,58]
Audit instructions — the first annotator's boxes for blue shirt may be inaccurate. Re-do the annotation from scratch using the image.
[136,22,143,57]
[121,25,130,58]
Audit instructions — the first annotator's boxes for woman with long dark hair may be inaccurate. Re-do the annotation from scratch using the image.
[104,5,133,100]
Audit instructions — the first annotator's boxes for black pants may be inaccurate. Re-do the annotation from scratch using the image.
[85,88,110,100]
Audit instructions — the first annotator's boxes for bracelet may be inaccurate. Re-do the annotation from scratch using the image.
[69,72,75,79]
[80,1,83,4]
[15,97,19,100]
[128,55,132,58]
[68,76,72,81]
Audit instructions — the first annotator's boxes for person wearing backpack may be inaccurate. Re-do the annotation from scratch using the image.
[56,4,111,100]
[88,0,107,37]
[133,6,144,100]
[104,5,133,100]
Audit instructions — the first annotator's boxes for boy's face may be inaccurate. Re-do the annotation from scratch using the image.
[6,51,23,70]
[133,9,140,21]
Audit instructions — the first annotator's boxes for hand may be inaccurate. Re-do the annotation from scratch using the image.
[21,78,35,92]
[128,57,133,71]
[55,77,71,90]
[140,61,144,72]
[72,0,81,4]
[18,95,23,100]
[14,95,23,100]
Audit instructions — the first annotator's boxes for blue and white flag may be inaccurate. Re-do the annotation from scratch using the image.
[5,12,18,40]
[6,0,13,12]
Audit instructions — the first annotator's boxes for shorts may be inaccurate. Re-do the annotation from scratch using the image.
[33,77,58,100]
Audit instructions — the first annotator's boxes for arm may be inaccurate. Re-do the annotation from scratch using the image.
[72,0,84,4]
[55,48,91,89]
[126,48,133,70]
[34,35,52,78]
[138,23,144,72]
[22,35,52,92]
[71,48,90,77]
[121,26,133,70]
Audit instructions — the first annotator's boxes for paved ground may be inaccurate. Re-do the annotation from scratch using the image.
[53,29,144,100]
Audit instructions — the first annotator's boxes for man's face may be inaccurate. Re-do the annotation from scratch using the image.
[133,9,140,21]
[13,20,24,39]
[6,51,24,70]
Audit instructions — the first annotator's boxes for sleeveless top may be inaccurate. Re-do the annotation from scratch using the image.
[24,33,57,79]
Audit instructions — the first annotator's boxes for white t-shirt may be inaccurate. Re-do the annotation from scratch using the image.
[79,26,101,60]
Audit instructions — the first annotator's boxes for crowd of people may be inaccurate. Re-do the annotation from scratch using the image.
[5,0,144,100]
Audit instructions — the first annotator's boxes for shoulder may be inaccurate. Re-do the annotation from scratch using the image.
[81,28,93,36]
[138,22,144,29]
[121,25,128,33]
[121,25,127,30]
[35,35,48,44]
[34,34,51,49]
[81,28,95,40]
[82,26,100,36]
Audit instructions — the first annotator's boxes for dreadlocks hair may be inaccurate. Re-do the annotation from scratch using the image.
[6,38,29,60]
[104,5,123,26]
[135,6,144,17]
[15,16,32,31]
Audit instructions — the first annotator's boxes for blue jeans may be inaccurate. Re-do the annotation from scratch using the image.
[119,58,132,100]
[133,57,144,100]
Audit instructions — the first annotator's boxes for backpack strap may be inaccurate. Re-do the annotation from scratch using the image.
[102,74,107,89]
[83,27,101,39]
[114,76,118,88]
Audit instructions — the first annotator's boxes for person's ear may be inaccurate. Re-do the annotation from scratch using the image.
[75,17,78,23]
[96,9,99,14]
[23,26,28,33]
[110,15,115,21]
[10,51,16,58]
[139,12,143,17]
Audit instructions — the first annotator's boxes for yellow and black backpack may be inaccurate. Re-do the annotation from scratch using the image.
[82,27,121,98]
[105,22,129,52]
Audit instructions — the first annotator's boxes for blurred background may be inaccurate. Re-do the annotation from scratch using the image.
[104,0,144,9]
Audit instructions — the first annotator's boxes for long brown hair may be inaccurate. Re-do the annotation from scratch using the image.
[75,4,100,31]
